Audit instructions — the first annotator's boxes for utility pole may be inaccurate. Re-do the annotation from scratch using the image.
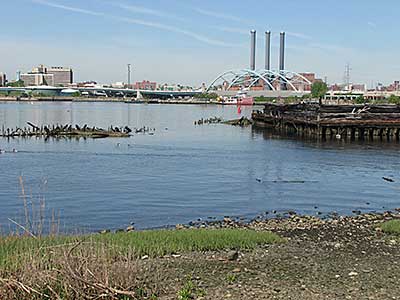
[127,64,131,87]
[344,63,351,90]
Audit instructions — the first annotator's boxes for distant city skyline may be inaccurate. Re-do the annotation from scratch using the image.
[1,0,399,86]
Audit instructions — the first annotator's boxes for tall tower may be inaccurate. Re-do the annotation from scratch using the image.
[279,32,286,90]
[265,31,271,71]
[250,30,256,71]
[127,64,131,87]
[344,63,351,90]
[279,32,285,71]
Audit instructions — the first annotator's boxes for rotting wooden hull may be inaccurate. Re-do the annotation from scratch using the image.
[252,104,400,140]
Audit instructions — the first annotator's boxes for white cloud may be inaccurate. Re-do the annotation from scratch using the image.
[307,42,354,54]
[31,0,239,47]
[195,8,245,23]
[32,0,104,16]
[217,26,249,35]
[286,31,313,40]
[114,3,186,22]
[367,21,377,28]
[112,16,241,47]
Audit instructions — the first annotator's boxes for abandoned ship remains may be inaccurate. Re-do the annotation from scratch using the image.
[252,103,400,141]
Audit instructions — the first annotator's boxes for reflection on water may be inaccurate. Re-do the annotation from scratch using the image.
[252,127,400,150]
[0,102,399,233]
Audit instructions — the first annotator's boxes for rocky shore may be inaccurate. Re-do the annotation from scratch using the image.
[1,212,399,299]
[166,212,400,299]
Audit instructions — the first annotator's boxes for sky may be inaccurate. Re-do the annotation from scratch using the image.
[0,0,399,86]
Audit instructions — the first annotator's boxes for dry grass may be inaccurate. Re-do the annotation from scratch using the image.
[0,229,282,299]
[0,177,282,299]
[0,240,151,300]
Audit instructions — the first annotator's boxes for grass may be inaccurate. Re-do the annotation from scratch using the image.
[0,229,282,269]
[1,178,282,298]
[0,229,281,299]
[380,220,400,234]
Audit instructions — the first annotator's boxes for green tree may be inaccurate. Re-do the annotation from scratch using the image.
[6,80,25,87]
[311,81,328,105]
[355,95,366,104]
[197,93,218,100]
[388,94,400,104]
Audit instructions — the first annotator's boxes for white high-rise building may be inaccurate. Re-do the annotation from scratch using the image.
[0,73,6,86]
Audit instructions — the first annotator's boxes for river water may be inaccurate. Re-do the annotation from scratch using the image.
[0,102,399,232]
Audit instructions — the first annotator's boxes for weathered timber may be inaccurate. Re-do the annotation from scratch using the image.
[0,123,131,138]
[252,104,400,141]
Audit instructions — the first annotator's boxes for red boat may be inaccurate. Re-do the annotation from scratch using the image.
[222,90,254,106]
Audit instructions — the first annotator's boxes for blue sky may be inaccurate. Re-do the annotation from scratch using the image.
[1,0,399,86]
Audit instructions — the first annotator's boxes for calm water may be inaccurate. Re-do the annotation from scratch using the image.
[0,102,399,232]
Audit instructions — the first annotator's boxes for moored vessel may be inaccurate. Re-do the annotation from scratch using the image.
[221,90,254,106]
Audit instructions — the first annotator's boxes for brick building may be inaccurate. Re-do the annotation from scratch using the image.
[134,80,157,90]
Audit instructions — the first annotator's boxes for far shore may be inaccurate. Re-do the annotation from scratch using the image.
[0,96,270,105]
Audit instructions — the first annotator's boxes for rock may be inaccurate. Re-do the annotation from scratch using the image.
[223,217,233,223]
[126,225,135,232]
[175,224,185,230]
[232,268,241,273]
[99,229,110,234]
[348,271,359,277]
[141,255,149,260]
[227,250,239,261]
[334,243,342,249]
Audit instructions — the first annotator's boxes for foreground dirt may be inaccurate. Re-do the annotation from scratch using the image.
[141,213,400,300]
[1,212,399,299]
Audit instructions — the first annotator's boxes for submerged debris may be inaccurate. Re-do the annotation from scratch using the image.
[194,117,223,125]
[1,122,132,139]
[194,116,252,127]
[383,177,395,182]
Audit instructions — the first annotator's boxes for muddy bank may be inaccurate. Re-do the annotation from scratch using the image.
[162,213,400,299]
[1,212,400,299]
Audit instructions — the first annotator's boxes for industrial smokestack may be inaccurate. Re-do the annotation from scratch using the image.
[279,32,286,90]
[250,30,256,71]
[279,32,285,71]
[265,31,271,71]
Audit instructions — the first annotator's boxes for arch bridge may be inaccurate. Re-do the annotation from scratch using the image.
[207,69,312,93]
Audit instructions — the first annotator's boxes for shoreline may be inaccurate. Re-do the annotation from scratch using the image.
[0,96,270,105]
[1,211,400,299]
